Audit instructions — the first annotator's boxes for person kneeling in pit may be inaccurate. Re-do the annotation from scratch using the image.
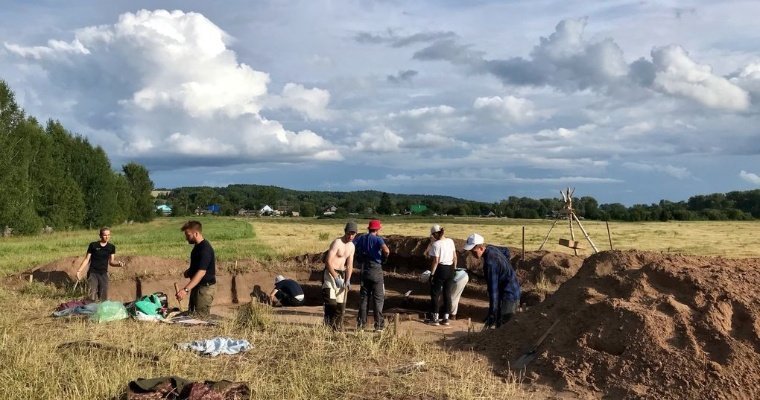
[322,221,357,330]
[269,275,305,307]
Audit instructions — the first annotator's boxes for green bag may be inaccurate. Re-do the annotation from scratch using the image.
[134,294,163,316]
[90,301,128,323]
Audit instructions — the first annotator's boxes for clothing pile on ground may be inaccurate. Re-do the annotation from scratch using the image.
[175,337,251,357]
[126,376,250,400]
[51,292,215,325]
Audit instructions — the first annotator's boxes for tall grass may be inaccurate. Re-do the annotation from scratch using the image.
[0,286,523,399]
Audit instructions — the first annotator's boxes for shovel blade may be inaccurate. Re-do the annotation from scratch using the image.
[511,351,537,370]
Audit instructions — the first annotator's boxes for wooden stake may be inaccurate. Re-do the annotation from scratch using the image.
[393,313,400,337]
[606,220,614,250]
[521,226,525,263]
[569,212,578,256]
[538,219,558,251]
[572,213,599,254]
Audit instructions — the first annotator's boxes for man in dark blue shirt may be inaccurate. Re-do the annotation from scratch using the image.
[463,233,521,328]
[353,219,390,332]
[269,275,305,306]
[176,220,216,316]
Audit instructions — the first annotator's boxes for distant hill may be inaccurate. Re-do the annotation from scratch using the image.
[155,184,760,222]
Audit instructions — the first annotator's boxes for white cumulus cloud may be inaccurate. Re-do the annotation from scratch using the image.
[739,170,760,185]
[4,9,339,164]
[650,45,750,111]
[473,95,542,124]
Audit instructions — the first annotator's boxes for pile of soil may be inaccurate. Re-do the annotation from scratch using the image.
[461,250,760,399]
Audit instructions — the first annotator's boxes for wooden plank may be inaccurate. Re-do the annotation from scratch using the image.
[558,238,583,249]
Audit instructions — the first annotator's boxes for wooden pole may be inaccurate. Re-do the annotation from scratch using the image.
[521,226,525,263]
[572,213,599,253]
[569,212,578,256]
[393,313,400,337]
[538,219,558,251]
[606,220,614,250]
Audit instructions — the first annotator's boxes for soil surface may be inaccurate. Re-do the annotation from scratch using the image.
[459,250,760,399]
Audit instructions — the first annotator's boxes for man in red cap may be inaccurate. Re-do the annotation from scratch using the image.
[353,219,390,332]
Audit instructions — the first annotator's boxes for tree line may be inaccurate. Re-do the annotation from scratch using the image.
[0,81,155,235]
[159,184,760,222]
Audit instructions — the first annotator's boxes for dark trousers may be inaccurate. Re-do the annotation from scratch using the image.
[358,263,384,329]
[430,264,454,317]
[87,271,108,301]
[322,288,344,331]
[276,291,304,307]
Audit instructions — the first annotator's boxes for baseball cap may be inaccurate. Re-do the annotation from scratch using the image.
[463,233,485,250]
[275,275,285,283]
[430,224,443,235]
[345,221,358,233]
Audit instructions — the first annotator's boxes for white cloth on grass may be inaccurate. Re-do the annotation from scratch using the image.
[176,337,251,357]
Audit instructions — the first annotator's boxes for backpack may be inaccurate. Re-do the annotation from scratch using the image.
[134,292,168,316]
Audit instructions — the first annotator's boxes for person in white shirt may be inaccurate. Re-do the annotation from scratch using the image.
[425,224,457,326]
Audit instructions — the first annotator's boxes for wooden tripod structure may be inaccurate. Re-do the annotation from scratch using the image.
[538,188,599,255]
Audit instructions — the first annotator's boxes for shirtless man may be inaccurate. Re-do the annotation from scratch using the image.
[322,221,357,330]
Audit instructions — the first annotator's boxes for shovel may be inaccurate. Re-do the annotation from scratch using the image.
[174,283,184,312]
[512,319,560,369]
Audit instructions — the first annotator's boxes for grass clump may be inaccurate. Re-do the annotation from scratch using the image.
[235,301,274,332]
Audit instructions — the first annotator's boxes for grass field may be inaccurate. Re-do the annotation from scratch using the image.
[2,217,759,399]
[2,216,759,275]
[0,217,274,275]
[252,216,760,259]
[0,286,519,400]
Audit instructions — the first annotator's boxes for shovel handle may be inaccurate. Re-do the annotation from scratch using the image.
[174,283,183,310]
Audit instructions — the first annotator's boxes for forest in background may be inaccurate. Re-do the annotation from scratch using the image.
[0,81,155,234]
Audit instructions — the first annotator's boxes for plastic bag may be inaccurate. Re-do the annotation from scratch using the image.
[90,300,128,323]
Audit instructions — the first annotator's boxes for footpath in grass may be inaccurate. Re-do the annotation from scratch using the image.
[0,217,275,276]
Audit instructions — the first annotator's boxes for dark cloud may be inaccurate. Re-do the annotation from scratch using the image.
[386,69,418,84]
[355,30,458,47]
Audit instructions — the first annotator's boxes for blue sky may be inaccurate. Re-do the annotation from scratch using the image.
[1,0,759,204]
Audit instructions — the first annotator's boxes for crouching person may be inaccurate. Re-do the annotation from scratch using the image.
[322,221,357,330]
[270,275,305,306]
[176,221,216,316]
[463,233,520,328]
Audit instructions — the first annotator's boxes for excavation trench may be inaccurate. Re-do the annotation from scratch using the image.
[15,235,584,321]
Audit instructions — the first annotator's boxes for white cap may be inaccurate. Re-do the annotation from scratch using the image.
[430,224,443,235]
[463,233,484,250]
[275,275,285,283]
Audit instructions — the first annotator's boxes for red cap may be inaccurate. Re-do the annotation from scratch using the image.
[368,219,382,230]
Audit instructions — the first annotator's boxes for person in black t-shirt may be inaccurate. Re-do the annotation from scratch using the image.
[269,275,305,307]
[76,227,124,301]
[176,220,216,315]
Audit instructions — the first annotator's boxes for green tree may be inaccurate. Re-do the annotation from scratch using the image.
[376,192,395,215]
[123,162,155,222]
[300,202,316,217]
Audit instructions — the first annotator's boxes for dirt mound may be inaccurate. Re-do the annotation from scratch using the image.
[461,250,760,399]
[292,235,584,307]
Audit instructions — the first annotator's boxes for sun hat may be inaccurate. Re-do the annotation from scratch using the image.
[463,233,485,251]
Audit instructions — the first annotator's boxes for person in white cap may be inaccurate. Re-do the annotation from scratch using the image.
[463,233,521,328]
[322,221,357,330]
[269,275,305,307]
[425,224,457,326]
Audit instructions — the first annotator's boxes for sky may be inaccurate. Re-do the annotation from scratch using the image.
[1,0,759,205]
